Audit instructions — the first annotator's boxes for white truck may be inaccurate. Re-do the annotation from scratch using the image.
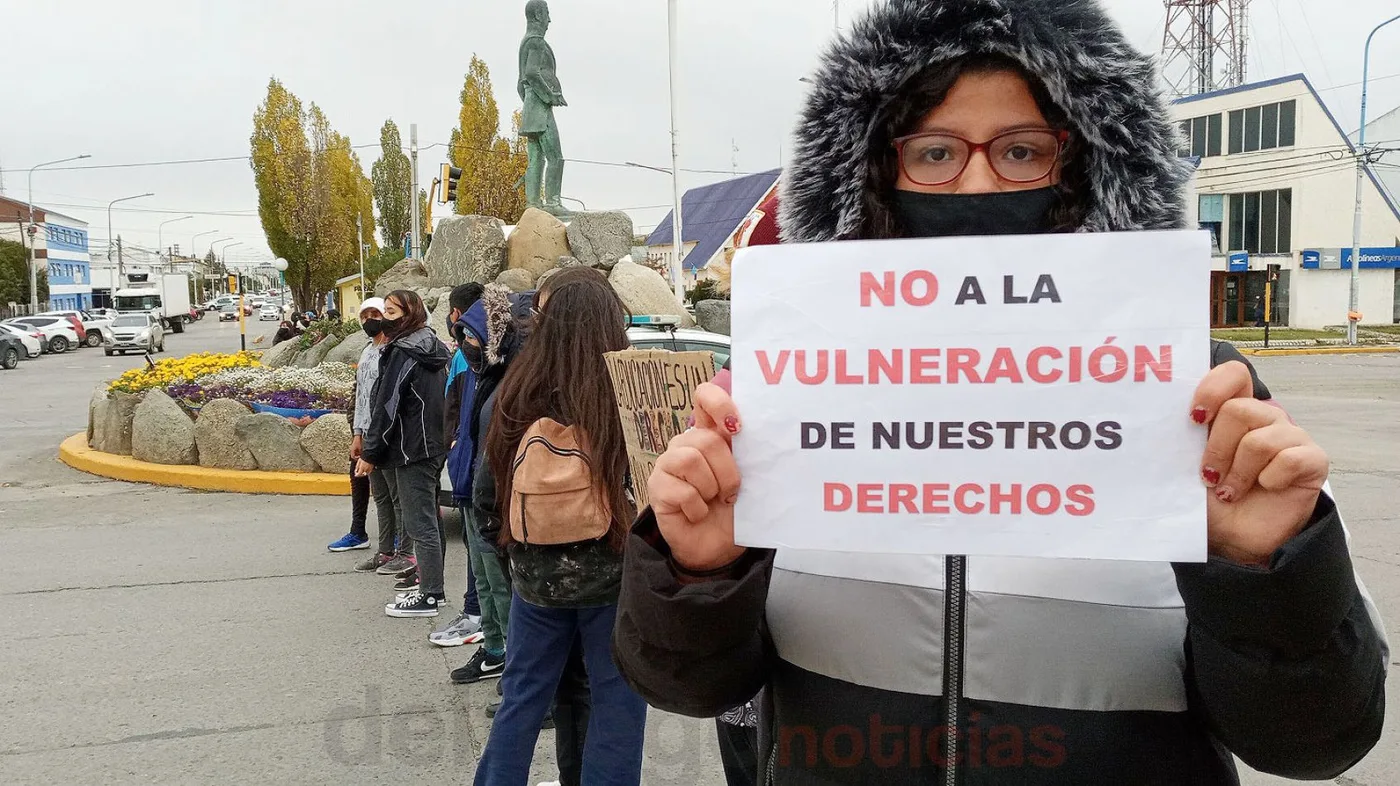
[112,273,191,334]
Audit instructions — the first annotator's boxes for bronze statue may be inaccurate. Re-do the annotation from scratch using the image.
[518,0,568,216]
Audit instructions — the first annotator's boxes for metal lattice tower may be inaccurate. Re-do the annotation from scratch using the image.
[1161,0,1252,98]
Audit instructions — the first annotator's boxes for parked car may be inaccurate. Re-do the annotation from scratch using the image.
[188,306,204,322]
[626,316,731,371]
[218,304,239,322]
[259,304,281,321]
[0,330,23,369]
[41,309,114,348]
[0,323,43,360]
[105,313,166,355]
[4,316,82,354]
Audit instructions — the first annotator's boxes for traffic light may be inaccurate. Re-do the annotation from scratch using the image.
[439,164,462,203]
[227,274,238,294]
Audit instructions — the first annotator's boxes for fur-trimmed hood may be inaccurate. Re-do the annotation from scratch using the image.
[459,284,518,367]
[780,0,1192,243]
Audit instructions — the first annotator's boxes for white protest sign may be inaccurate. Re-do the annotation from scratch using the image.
[730,230,1210,563]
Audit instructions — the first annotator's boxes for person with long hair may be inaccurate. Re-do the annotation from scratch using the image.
[355,289,453,618]
[472,267,646,785]
[612,1,1386,784]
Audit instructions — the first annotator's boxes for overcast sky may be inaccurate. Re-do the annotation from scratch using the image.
[3,0,1397,265]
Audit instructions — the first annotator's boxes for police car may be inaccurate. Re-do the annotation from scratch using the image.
[626,315,730,371]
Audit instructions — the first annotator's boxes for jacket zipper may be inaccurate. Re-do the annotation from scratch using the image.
[942,555,967,786]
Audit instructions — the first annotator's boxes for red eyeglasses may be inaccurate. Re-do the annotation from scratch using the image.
[892,128,1070,187]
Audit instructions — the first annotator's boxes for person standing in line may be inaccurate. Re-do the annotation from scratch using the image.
[356,290,453,617]
[472,268,647,786]
[329,298,385,555]
[432,283,489,648]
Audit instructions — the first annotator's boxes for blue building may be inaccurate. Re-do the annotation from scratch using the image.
[41,209,92,311]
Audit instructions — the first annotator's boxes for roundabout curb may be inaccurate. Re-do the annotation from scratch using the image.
[59,433,350,496]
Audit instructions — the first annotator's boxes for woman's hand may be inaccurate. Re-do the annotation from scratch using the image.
[1193,361,1329,567]
[350,435,363,460]
[649,380,747,573]
[354,458,376,478]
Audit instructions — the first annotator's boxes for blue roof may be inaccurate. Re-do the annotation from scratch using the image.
[648,169,781,270]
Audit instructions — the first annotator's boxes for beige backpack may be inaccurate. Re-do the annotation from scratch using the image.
[509,418,611,545]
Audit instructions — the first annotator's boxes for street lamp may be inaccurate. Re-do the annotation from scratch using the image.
[273,258,289,313]
[27,154,91,311]
[108,192,155,282]
[1347,12,1400,346]
[626,161,685,301]
[158,215,194,271]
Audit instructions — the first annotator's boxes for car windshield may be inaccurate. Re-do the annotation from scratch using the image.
[17,318,58,327]
[113,315,149,328]
[221,305,236,311]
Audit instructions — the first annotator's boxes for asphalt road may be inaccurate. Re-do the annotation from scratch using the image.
[0,318,1396,785]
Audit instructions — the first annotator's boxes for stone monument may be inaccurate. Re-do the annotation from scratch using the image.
[518,0,570,217]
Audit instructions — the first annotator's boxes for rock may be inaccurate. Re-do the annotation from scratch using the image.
[558,255,583,268]
[506,208,570,279]
[324,330,371,365]
[260,338,302,369]
[430,296,455,345]
[92,391,141,455]
[536,268,560,292]
[88,385,108,446]
[296,334,342,368]
[495,267,538,293]
[131,389,198,466]
[695,300,732,336]
[423,286,452,311]
[195,399,258,470]
[566,211,635,270]
[300,414,352,473]
[234,413,319,472]
[631,247,650,266]
[608,259,696,327]
[374,257,431,297]
[426,215,509,286]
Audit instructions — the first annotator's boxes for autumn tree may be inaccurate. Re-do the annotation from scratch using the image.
[448,57,530,223]
[251,78,376,310]
[371,119,412,249]
[0,238,47,307]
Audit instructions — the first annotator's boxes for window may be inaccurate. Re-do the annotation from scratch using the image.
[1228,100,1297,154]
[1178,112,1223,158]
[1226,188,1292,254]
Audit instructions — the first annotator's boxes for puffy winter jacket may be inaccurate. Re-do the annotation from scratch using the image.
[361,326,451,468]
[612,2,1387,784]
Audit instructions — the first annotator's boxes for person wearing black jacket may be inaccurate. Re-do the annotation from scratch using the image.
[356,289,452,618]
[611,1,1387,784]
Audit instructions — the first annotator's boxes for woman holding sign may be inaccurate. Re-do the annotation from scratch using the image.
[612,0,1386,784]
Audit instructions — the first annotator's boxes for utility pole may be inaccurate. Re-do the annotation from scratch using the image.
[667,0,685,302]
[409,124,422,261]
[356,213,366,301]
[1349,14,1400,346]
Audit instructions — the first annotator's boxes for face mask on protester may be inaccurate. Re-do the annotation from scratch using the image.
[461,342,485,373]
[361,318,384,337]
[893,187,1058,238]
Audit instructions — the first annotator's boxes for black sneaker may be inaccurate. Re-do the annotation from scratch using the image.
[451,647,505,684]
[385,591,442,618]
[393,571,420,593]
[484,702,554,729]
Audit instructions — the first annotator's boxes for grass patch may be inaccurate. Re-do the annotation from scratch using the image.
[1359,324,1400,336]
[1210,328,1343,342]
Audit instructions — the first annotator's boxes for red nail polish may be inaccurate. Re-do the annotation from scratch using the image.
[1191,408,1208,425]
[685,415,695,429]
[724,415,740,434]
[1202,468,1221,486]
[1215,486,1235,503]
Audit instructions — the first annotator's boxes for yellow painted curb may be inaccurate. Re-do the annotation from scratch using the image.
[1238,346,1400,357]
[59,433,350,496]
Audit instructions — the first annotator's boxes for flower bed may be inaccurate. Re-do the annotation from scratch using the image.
[163,361,353,414]
[108,352,261,395]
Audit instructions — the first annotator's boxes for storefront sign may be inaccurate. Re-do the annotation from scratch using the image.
[604,350,716,510]
[1228,252,1249,272]
[730,231,1210,562]
[1301,247,1400,270]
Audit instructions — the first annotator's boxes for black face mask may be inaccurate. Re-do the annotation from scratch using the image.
[361,318,383,338]
[461,343,485,373]
[893,187,1059,238]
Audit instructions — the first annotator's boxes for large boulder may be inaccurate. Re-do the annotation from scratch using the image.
[495,267,537,293]
[423,287,452,311]
[695,300,732,336]
[430,296,455,345]
[426,215,509,286]
[324,330,370,365]
[195,398,258,470]
[234,413,319,473]
[300,414,352,474]
[608,259,696,327]
[131,389,198,466]
[566,211,634,271]
[87,385,108,446]
[506,208,570,279]
[260,338,302,369]
[296,334,343,368]
[92,391,141,455]
[374,257,430,297]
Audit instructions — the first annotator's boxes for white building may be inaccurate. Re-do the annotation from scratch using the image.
[1172,74,1400,328]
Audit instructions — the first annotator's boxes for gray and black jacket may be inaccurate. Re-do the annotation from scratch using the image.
[612,1,1387,784]
[362,326,451,468]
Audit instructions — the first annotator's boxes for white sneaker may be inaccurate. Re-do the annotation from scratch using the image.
[429,611,485,647]
[536,782,561,786]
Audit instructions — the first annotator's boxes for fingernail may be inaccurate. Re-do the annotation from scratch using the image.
[685,415,695,429]
[724,415,740,434]
[1191,408,1208,425]
[1202,467,1221,486]
[1215,486,1235,503]
[724,493,739,505]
